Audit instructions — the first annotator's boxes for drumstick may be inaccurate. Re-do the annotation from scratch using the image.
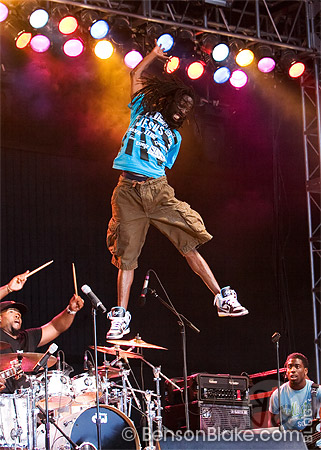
[72,263,78,296]
[25,260,54,278]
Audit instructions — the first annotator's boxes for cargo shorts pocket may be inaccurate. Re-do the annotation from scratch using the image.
[106,217,120,255]
[176,202,206,234]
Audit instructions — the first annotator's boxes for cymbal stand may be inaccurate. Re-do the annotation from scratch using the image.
[142,358,183,433]
[120,367,142,415]
[143,390,157,450]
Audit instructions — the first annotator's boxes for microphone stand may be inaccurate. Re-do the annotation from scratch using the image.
[91,306,102,450]
[148,288,200,431]
[272,332,284,432]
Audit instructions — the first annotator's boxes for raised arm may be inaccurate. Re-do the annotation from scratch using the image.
[0,271,29,300]
[38,294,84,347]
[130,43,168,98]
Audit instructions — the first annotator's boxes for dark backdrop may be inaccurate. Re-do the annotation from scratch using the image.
[0,41,315,389]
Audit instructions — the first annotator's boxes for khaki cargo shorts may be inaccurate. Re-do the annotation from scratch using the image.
[107,175,212,270]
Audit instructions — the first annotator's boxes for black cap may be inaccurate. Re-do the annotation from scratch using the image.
[0,301,28,315]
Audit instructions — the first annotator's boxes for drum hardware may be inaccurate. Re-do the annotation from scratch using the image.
[0,389,38,449]
[39,343,59,450]
[0,352,57,372]
[37,403,79,450]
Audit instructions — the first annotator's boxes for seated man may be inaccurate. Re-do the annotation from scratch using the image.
[269,353,321,437]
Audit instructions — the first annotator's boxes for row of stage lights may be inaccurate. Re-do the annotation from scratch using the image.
[0,1,307,89]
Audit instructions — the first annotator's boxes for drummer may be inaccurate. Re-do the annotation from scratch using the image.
[0,271,84,393]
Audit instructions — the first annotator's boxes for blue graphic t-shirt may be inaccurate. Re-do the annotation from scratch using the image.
[113,94,182,178]
[269,380,321,430]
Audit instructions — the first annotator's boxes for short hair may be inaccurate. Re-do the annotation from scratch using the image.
[285,352,309,369]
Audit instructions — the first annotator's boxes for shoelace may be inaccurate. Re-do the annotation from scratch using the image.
[223,295,240,308]
[110,320,124,330]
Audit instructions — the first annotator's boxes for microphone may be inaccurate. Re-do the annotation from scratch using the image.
[272,332,281,344]
[33,343,58,374]
[57,353,61,372]
[138,270,150,306]
[87,361,94,376]
[81,285,107,314]
[84,352,88,371]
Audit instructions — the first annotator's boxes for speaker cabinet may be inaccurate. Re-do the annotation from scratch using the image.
[163,401,251,432]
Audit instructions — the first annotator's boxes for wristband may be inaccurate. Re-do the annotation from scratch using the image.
[6,285,13,293]
[66,307,77,315]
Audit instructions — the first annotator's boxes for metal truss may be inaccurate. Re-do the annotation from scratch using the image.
[45,0,320,53]
[301,1,321,382]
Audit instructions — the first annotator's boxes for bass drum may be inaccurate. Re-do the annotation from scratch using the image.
[37,405,140,450]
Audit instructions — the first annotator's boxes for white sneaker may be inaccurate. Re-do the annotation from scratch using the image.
[214,287,249,317]
[106,307,131,339]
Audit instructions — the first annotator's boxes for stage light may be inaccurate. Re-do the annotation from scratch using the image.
[187,61,205,80]
[90,20,109,40]
[229,69,248,88]
[80,9,109,40]
[213,66,231,84]
[288,61,305,78]
[165,56,180,74]
[173,29,195,58]
[29,9,49,29]
[157,33,174,52]
[256,44,275,73]
[16,31,32,49]
[94,40,114,59]
[235,49,254,67]
[58,16,78,35]
[212,43,229,62]
[280,50,305,78]
[124,50,143,68]
[146,23,163,43]
[63,38,84,57]
[110,17,132,45]
[30,34,50,53]
[0,2,9,22]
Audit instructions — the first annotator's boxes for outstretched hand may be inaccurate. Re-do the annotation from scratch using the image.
[7,271,29,292]
[152,41,169,61]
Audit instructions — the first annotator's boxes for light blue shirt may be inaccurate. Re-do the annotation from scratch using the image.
[269,380,321,430]
[113,94,182,178]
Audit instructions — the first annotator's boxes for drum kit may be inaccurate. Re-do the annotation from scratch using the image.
[0,336,180,450]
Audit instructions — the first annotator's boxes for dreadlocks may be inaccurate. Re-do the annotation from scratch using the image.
[133,76,195,129]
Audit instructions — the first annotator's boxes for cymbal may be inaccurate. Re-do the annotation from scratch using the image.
[0,353,57,372]
[0,341,11,350]
[90,346,143,360]
[97,366,121,379]
[106,337,167,350]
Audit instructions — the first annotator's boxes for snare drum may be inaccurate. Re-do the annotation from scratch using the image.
[36,370,73,410]
[0,389,37,449]
[37,405,140,450]
[72,372,102,405]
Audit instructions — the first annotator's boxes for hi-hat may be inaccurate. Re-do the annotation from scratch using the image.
[0,341,11,350]
[107,337,167,350]
[0,353,57,372]
[90,345,143,359]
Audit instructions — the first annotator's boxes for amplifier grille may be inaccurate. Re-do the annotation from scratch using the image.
[200,404,251,431]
